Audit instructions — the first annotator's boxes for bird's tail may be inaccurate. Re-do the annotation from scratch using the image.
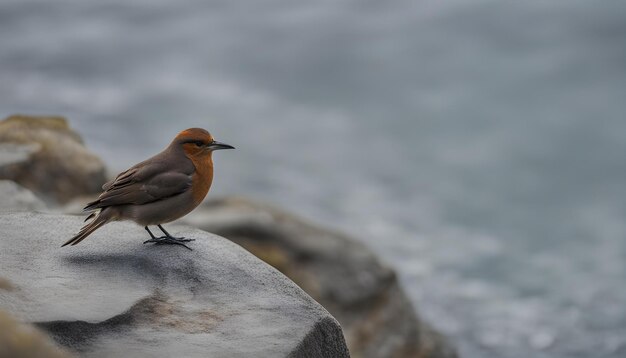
[62,209,112,247]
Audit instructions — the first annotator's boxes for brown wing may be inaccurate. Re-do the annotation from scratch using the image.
[85,153,194,211]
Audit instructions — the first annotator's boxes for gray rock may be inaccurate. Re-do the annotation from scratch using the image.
[0,115,107,204]
[0,180,47,212]
[183,198,457,358]
[0,212,349,358]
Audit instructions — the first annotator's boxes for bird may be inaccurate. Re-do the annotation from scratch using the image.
[62,128,234,250]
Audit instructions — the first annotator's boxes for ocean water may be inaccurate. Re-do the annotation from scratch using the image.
[1,1,626,357]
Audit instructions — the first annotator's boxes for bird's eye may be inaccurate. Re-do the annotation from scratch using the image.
[194,141,204,147]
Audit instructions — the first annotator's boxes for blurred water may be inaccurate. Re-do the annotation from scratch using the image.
[1,1,626,357]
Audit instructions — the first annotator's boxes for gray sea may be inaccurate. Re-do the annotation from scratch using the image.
[1,1,625,357]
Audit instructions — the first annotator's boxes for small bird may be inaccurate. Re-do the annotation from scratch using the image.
[63,128,234,250]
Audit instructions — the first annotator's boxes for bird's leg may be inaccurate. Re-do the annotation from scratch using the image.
[143,226,193,250]
[157,224,195,242]
[144,226,159,240]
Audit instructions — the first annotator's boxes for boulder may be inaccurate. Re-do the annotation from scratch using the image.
[183,198,457,358]
[0,212,349,358]
[0,309,70,358]
[0,115,107,204]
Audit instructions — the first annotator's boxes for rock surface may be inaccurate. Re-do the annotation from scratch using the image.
[0,212,349,358]
[0,115,107,204]
[183,198,457,358]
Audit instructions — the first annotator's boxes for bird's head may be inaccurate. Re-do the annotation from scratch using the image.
[174,128,234,158]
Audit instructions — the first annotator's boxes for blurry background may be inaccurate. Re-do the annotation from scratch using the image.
[1,0,625,357]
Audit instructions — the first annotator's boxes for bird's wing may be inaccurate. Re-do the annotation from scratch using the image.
[85,157,193,211]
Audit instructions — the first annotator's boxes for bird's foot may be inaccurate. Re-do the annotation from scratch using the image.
[143,236,194,250]
[163,236,195,242]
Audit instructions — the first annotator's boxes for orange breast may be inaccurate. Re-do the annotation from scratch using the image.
[189,154,214,206]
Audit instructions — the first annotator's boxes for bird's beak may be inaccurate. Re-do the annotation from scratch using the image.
[207,141,235,151]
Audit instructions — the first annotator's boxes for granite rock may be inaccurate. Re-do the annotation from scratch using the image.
[0,212,349,358]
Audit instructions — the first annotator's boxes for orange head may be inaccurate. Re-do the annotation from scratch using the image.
[173,128,234,158]
[173,128,233,205]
